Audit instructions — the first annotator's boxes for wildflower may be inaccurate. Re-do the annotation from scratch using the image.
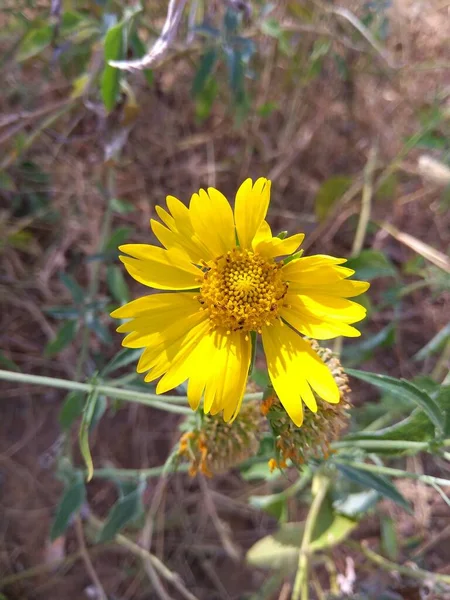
[177,401,263,476]
[265,342,351,470]
[111,178,369,425]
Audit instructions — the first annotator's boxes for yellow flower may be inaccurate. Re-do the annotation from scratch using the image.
[111,178,369,426]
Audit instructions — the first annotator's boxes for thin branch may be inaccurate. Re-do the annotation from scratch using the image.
[75,516,108,600]
[110,0,188,71]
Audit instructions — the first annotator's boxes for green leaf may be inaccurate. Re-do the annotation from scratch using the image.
[97,483,144,542]
[107,265,129,304]
[414,322,450,361]
[59,273,85,304]
[89,395,107,432]
[110,197,135,214]
[101,347,142,376]
[104,226,133,252]
[346,250,397,280]
[0,352,20,372]
[246,514,357,571]
[16,24,53,61]
[195,77,218,121]
[336,464,411,512]
[50,475,86,540]
[347,369,444,437]
[192,48,218,97]
[59,391,85,431]
[380,514,399,561]
[79,388,99,482]
[342,323,395,365]
[100,22,124,112]
[334,490,379,518]
[315,176,352,222]
[45,320,78,356]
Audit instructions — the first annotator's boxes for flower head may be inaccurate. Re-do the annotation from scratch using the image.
[111,178,369,426]
[177,400,263,477]
[263,342,351,470]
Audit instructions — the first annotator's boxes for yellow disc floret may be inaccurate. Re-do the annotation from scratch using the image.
[199,248,288,333]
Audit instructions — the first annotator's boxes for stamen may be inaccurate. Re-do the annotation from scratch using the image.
[197,248,287,333]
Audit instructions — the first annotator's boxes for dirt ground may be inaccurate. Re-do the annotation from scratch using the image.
[1,1,450,599]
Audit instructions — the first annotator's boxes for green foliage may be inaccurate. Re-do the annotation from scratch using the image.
[346,250,397,280]
[59,391,85,431]
[45,320,78,356]
[336,464,411,512]
[315,176,352,222]
[101,21,124,112]
[347,369,445,438]
[97,481,145,542]
[79,387,100,482]
[50,472,86,540]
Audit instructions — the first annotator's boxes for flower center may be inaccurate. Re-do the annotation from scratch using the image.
[198,248,288,333]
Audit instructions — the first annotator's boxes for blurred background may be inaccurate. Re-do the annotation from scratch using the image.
[1,1,450,599]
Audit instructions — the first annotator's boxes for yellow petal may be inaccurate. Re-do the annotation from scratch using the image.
[282,258,354,284]
[154,197,213,262]
[290,279,370,298]
[150,219,206,263]
[255,233,305,259]
[189,188,235,256]
[252,220,272,248]
[262,321,340,425]
[119,244,200,290]
[214,331,251,422]
[288,294,367,323]
[234,178,271,249]
[155,319,212,393]
[142,318,210,384]
[281,304,361,339]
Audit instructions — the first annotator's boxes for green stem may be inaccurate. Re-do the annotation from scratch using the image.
[346,540,450,585]
[335,459,450,487]
[0,369,190,414]
[332,439,439,451]
[0,369,264,412]
[88,462,190,480]
[292,474,331,600]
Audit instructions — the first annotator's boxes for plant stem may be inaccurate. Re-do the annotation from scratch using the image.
[292,474,331,600]
[88,462,189,480]
[332,439,435,451]
[335,459,450,487]
[0,369,190,414]
[346,540,450,585]
[351,145,377,256]
[87,513,199,600]
[0,369,264,411]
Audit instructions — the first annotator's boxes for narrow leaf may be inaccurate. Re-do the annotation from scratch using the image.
[97,483,144,542]
[79,388,99,482]
[336,464,411,512]
[59,273,85,304]
[16,25,53,61]
[50,476,86,540]
[107,265,129,303]
[101,347,142,376]
[346,250,397,280]
[45,320,78,356]
[101,22,124,112]
[347,369,444,437]
[59,391,85,431]
[192,48,218,97]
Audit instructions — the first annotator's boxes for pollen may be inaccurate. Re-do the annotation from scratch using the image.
[199,248,288,332]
